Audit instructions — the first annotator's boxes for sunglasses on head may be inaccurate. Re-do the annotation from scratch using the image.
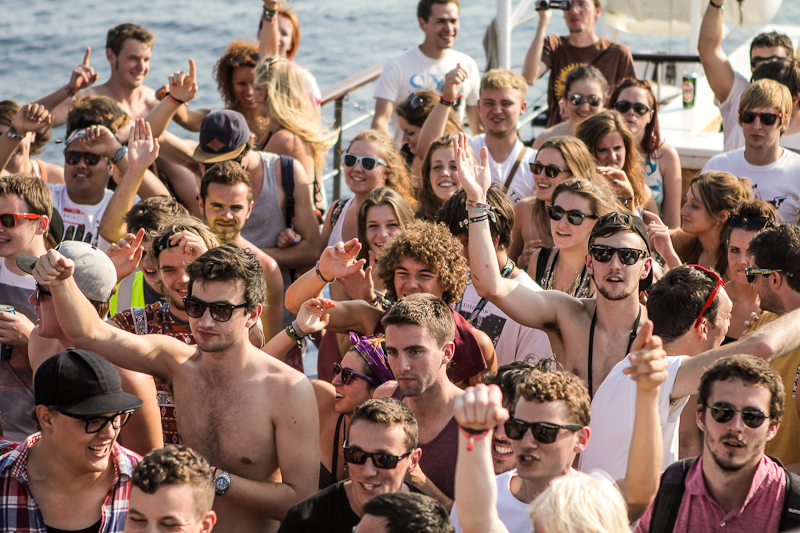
[503,418,583,443]
[60,409,135,434]
[589,244,647,266]
[64,150,103,166]
[405,94,424,110]
[343,153,387,171]
[183,297,248,322]
[547,204,597,225]
[745,267,793,284]
[0,212,42,228]
[613,100,651,116]
[728,214,771,229]
[227,52,260,67]
[530,162,570,178]
[689,265,725,328]
[707,401,767,428]
[342,442,413,469]
[739,110,783,126]
[751,55,782,69]
[332,362,380,386]
[568,93,602,107]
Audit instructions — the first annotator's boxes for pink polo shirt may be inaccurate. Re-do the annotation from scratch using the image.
[636,454,786,533]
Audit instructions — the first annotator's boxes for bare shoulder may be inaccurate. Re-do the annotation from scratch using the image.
[311,379,336,414]
[514,197,536,214]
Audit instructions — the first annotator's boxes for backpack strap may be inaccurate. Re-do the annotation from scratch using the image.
[502,145,526,192]
[280,155,295,229]
[779,466,800,531]
[648,457,696,533]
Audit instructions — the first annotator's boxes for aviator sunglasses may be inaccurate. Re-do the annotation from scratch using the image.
[332,362,380,386]
[503,418,583,443]
[64,151,103,166]
[182,297,248,322]
[530,162,571,178]
[0,212,42,228]
[589,244,648,266]
[707,401,767,428]
[547,205,597,225]
[59,409,135,434]
[613,100,651,116]
[343,153,388,171]
[745,267,793,284]
[342,441,413,469]
[569,93,603,107]
[739,110,783,126]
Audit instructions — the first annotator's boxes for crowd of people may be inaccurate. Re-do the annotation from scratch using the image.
[2,0,800,531]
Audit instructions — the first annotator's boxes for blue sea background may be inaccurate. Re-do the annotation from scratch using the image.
[2,0,799,375]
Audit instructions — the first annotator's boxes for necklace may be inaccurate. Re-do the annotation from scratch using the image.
[543,249,592,298]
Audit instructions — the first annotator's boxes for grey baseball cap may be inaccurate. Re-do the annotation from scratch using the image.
[17,241,117,302]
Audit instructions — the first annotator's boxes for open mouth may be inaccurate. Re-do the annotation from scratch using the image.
[492,440,513,456]
[88,443,111,457]
[516,453,539,466]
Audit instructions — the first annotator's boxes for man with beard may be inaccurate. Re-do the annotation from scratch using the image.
[31,243,319,533]
[635,355,800,533]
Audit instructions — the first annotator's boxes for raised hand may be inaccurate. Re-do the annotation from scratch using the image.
[454,383,510,432]
[168,59,198,104]
[596,166,635,206]
[68,47,99,95]
[106,229,146,282]
[169,230,208,260]
[295,298,336,335]
[80,125,122,159]
[443,63,468,101]
[622,320,668,391]
[453,132,490,201]
[11,104,51,136]
[339,264,376,303]
[318,238,367,280]
[32,249,75,286]
[127,119,159,170]
[642,210,681,269]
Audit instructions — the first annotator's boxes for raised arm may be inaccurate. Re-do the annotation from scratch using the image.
[258,0,281,60]
[32,47,99,127]
[371,98,394,139]
[146,59,198,139]
[697,0,736,103]
[416,65,468,164]
[32,249,188,381]
[263,297,333,360]
[0,104,51,173]
[453,384,511,533]
[617,321,666,521]
[521,9,552,85]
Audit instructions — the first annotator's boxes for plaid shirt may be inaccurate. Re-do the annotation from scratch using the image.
[0,433,140,532]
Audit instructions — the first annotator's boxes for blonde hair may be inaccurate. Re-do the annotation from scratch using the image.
[481,69,528,100]
[254,57,334,170]
[347,129,415,209]
[529,473,629,533]
[739,78,793,131]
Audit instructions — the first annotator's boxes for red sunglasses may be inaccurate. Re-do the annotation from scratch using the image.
[690,264,726,328]
[0,213,42,228]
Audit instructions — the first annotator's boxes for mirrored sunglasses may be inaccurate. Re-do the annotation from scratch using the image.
[707,401,767,428]
[569,93,602,107]
[613,100,651,116]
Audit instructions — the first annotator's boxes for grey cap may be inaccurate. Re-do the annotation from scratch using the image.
[17,241,117,302]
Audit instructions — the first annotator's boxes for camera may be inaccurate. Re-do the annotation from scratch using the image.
[535,0,572,10]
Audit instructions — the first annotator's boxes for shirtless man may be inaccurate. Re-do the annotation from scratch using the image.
[31,243,319,533]
[455,133,652,396]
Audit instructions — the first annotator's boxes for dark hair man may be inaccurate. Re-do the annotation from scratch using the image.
[356,493,455,533]
[31,243,319,533]
[127,445,217,533]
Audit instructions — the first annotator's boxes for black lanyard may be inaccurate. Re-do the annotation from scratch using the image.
[586,306,642,398]
[467,258,514,325]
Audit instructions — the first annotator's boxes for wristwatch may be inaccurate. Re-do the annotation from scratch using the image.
[214,469,231,495]
[110,145,128,165]
[5,125,22,140]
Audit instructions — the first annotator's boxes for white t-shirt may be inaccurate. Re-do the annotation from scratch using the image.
[716,71,800,153]
[578,355,689,479]
[455,271,552,367]
[450,470,534,533]
[701,147,800,223]
[468,135,537,204]
[47,184,124,251]
[373,46,481,143]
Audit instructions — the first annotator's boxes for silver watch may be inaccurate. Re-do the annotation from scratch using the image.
[214,469,231,495]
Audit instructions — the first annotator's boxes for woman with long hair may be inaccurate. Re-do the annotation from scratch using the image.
[608,78,682,228]
[415,133,470,222]
[508,136,598,270]
[213,40,268,146]
[533,65,608,150]
[528,178,623,297]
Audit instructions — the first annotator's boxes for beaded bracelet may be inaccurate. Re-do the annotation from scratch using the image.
[316,261,335,284]
[459,425,491,451]
[459,213,490,227]
[285,321,305,348]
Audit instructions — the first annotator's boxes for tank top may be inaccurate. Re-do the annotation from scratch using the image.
[328,196,355,246]
[645,154,664,213]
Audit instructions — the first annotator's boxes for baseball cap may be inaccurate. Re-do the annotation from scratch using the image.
[16,241,118,302]
[589,211,653,291]
[35,348,143,416]
[193,110,251,163]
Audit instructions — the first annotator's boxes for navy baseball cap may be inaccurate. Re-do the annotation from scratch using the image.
[193,110,251,163]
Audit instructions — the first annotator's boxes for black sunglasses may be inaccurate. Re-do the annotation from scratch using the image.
[613,100,651,116]
[503,418,583,443]
[0,212,43,228]
[183,297,248,322]
[227,53,261,67]
[530,162,571,178]
[35,284,52,303]
[589,244,648,266]
[745,267,793,284]
[751,55,782,69]
[568,93,602,107]
[60,409,135,434]
[343,442,413,469]
[728,214,771,229]
[547,205,597,225]
[707,401,767,428]
[739,110,783,126]
[332,362,380,386]
[64,150,103,166]
[343,153,387,171]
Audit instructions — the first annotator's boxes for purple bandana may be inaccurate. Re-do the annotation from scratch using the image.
[349,332,395,384]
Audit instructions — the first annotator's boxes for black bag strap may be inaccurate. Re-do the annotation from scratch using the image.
[779,466,800,531]
[329,198,348,229]
[648,457,696,533]
[280,155,295,228]
[535,247,552,286]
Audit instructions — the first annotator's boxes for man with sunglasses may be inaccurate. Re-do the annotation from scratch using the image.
[521,0,635,127]
[32,243,319,533]
[703,79,800,224]
[698,5,800,153]
[0,348,143,533]
[279,398,422,533]
[635,354,800,533]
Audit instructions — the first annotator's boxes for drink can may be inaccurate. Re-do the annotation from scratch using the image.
[0,306,13,361]
[682,72,697,108]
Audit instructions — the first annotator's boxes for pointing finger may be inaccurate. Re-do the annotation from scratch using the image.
[83,47,91,66]
[188,58,196,80]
